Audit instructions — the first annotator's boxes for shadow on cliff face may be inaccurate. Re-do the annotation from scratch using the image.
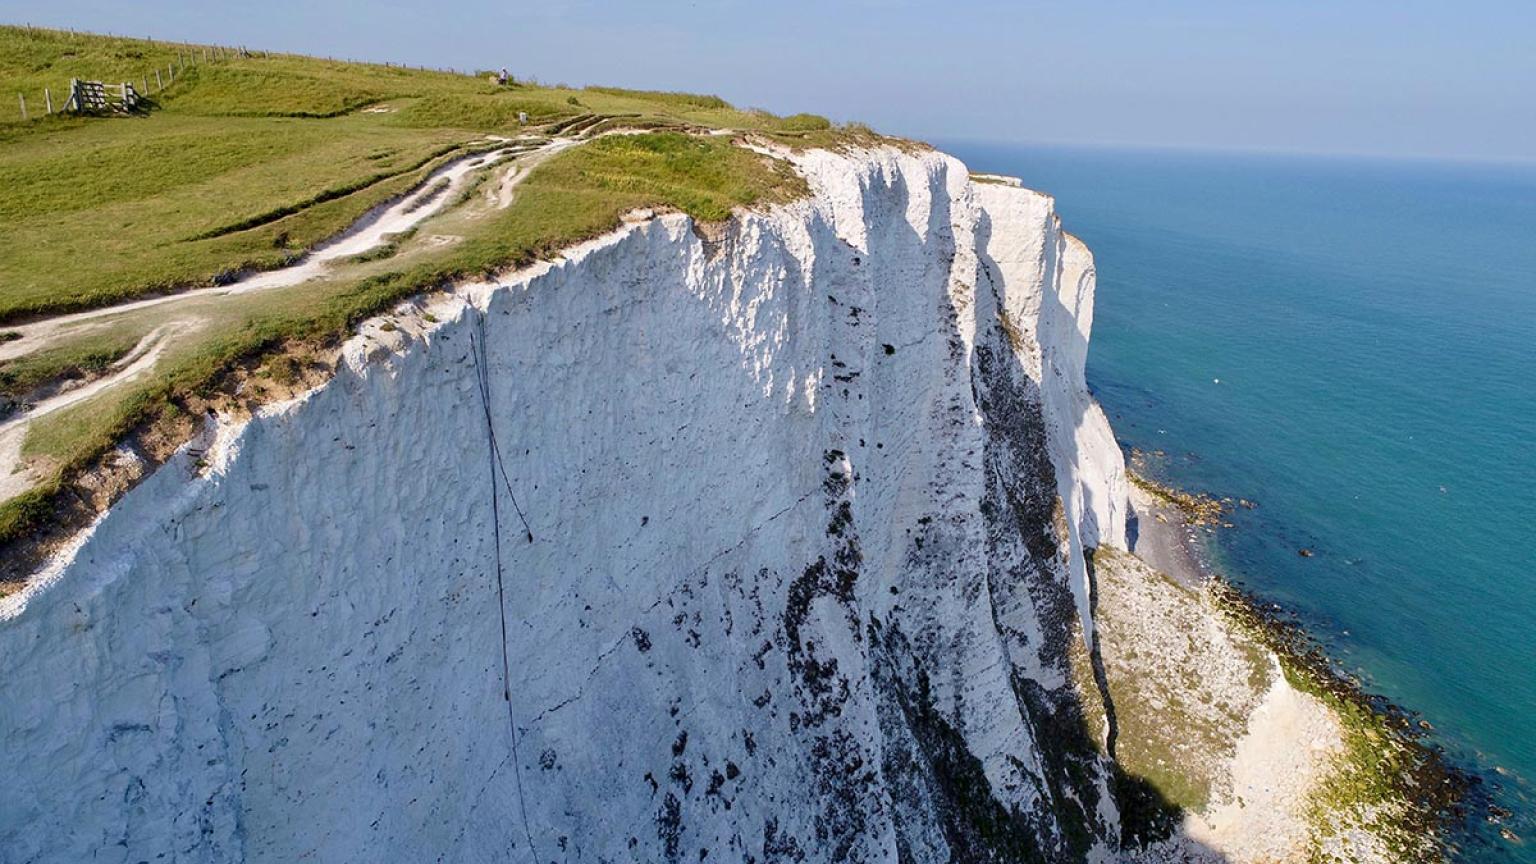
[744,161,1230,861]
[738,157,1216,862]
[1084,548,1187,851]
[465,154,1228,862]
[847,160,1102,861]
[966,203,1229,862]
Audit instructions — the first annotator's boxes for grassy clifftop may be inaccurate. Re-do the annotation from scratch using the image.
[0,25,840,321]
[0,25,883,568]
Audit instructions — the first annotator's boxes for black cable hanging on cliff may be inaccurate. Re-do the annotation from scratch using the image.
[469,316,538,859]
[473,317,535,544]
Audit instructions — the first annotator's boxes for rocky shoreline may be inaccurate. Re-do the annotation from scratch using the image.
[1120,463,1482,863]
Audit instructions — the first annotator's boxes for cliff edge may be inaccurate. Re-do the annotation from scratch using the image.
[0,145,1401,862]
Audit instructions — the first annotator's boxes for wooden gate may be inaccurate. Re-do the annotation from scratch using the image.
[65,79,141,114]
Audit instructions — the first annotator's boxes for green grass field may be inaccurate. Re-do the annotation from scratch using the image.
[0,26,840,323]
[0,116,471,320]
[0,24,867,555]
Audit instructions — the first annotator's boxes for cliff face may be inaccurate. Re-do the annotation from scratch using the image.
[0,147,1133,862]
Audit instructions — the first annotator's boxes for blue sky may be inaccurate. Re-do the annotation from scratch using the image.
[7,0,1533,162]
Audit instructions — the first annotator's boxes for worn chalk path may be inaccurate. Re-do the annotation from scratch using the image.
[0,136,576,506]
[0,137,568,363]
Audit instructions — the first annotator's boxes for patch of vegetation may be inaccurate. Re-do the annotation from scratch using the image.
[0,115,469,321]
[1110,699,1219,815]
[259,353,302,386]
[448,167,494,207]
[1211,581,1472,863]
[970,172,1019,186]
[764,119,919,153]
[388,93,574,129]
[525,132,806,222]
[343,227,417,265]
[160,65,388,117]
[1087,547,1233,829]
[402,178,451,214]
[1128,465,1227,526]
[1058,607,1184,849]
[190,140,476,240]
[582,86,729,110]
[998,308,1028,353]
[0,328,143,399]
[773,112,832,132]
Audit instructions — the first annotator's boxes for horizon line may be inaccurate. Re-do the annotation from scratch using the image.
[922,133,1536,170]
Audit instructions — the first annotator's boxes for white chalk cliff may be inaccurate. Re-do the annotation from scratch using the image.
[0,146,1144,862]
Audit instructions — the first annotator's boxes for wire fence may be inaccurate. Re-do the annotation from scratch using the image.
[11,24,493,123]
[13,39,248,121]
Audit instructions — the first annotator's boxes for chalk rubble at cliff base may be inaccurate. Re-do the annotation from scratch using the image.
[0,144,1392,862]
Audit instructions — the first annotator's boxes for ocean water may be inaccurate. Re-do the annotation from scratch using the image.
[942,140,1536,860]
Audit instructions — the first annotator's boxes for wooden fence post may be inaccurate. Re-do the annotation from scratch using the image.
[18,92,26,121]
[156,68,163,90]
[44,87,52,114]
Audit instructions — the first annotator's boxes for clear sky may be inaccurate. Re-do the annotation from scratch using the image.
[7,0,1534,163]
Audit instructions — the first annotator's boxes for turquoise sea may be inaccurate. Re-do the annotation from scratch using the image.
[943,140,1536,860]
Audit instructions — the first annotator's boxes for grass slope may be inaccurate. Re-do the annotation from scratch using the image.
[0,116,469,319]
[0,26,838,324]
[0,25,210,115]
[0,25,855,559]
